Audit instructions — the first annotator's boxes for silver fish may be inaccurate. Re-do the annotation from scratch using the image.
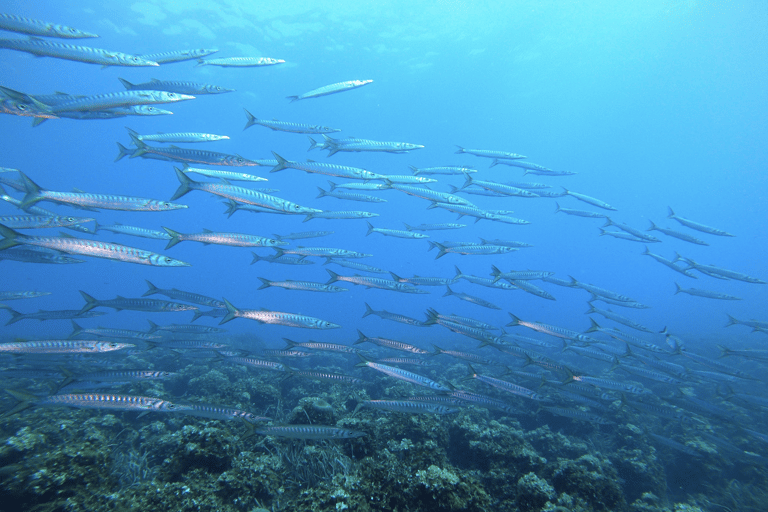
[0,37,158,66]
[287,80,373,102]
[0,13,98,38]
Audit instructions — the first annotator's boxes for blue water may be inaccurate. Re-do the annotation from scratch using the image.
[1,1,767,509]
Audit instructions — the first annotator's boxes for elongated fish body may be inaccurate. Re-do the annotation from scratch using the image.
[18,171,186,212]
[508,279,556,301]
[163,227,284,249]
[489,158,552,171]
[0,37,158,66]
[357,358,450,392]
[139,48,218,64]
[242,109,340,133]
[647,221,708,245]
[599,229,644,242]
[0,14,98,38]
[304,210,379,222]
[641,247,697,278]
[220,299,339,329]
[251,253,315,266]
[432,242,516,259]
[0,339,133,354]
[463,176,539,198]
[94,222,171,240]
[404,222,466,231]
[0,246,84,264]
[20,393,189,412]
[254,424,365,439]
[48,105,172,121]
[393,184,475,207]
[355,331,430,354]
[326,270,427,294]
[258,278,346,293]
[48,91,193,114]
[586,305,653,332]
[507,313,597,343]
[146,320,226,334]
[321,135,424,156]
[181,166,266,183]
[284,339,359,354]
[276,246,370,259]
[125,128,227,144]
[603,218,659,242]
[491,266,553,281]
[409,166,476,176]
[119,77,234,95]
[569,276,638,303]
[366,223,428,239]
[443,286,500,310]
[142,282,225,309]
[389,272,457,286]
[357,400,457,415]
[0,215,93,229]
[226,356,289,372]
[467,367,544,400]
[426,313,500,344]
[274,231,335,241]
[197,56,284,67]
[317,187,387,203]
[69,321,161,341]
[429,311,498,331]
[324,258,386,274]
[328,181,391,191]
[0,290,50,301]
[287,80,373,102]
[271,152,380,180]
[454,268,516,290]
[4,308,106,325]
[674,283,741,300]
[431,203,530,224]
[127,135,258,166]
[377,175,436,185]
[563,188,617,210]
[455,146,526,160]
[667,207,734,237]
[525,168,577,176]
[79,291,198,314]
[362,302,428,326]
[170,169,319,214]
[0,225,190,267]
[554,203,609,218]
[679,258,766,284]
[178,404,268,424]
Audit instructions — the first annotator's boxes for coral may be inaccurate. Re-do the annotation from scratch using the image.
[516,471,556,510]
[549,454,628,512]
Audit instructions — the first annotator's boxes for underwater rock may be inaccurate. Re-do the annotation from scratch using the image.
[516,471,557,510]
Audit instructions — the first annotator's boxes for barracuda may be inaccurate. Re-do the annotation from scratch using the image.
[355,331,430,354]
[0,13,98,38]
[220,299,340,329]
[127,136,259,166]
[455,146,526,160]
[126,127,227,144]
[163,227,285,249]
[0,339,134,354]
[197,56,284,67]
[287,80,373,102]
[0,37,158,66]
[356,400,457,415]
[0,214,94,229]
[243,109,340,133]
[142,281,226,309]
[138,48,217,64]
[79,291,198,314]
[253,425,366,439]
[0,225,190,267]
[356,356,450,391]
[119,77,234,95]
[271,152,380,180]
[667,207,734,237]
[326,270,428,294]
[317,186,387,203]
[258,277,346,293]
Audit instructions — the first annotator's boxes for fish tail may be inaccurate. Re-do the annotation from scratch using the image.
[388,271,402,282]
[68,320,83,339]
[220,298,238,325]
[286,95,299,102]
[362,302,374,318]
[146,320,159,333]
[117,77,134,89]
[460,173,473,190]
[454,265,464,279]
[489,265,501,280]
[114,142,132,162]
[602,217,613,228]
[673,282,682,294]
[422,308,439,325]
[716,344,731,358]
[327,180,337,191]
[454,145,465,154]
[127,133,147,157]
[315,187,327,199]
[249,252,262,265]
[143,280,159,297]
[354,330,367,345]
[365,222,374,236]
[0,223,21,251]
[242,108,256,131]
[647,220,657,231]
[124,126,138,138]
[190,310,203,322]
[408,166,419,175]
[506,313,521,327]
[162,227,183,249]
[724,314,739,327]
[2,389,38,417]
[195,59,207,67]
[554,202,561,213]
[403,222,413,231]
[667,206,675,218]
[433,242,447,260]
[307,136,319,151]
[586,318,601,333]
[78,290,99,314]
[3,307,23,325]
[642,245,651,256]
[170,167,195,201]
[257,277,272,290]
[270,151,288,173]
[325,269,339,284]
[18,172,44,210]
[442,286,454,297]
[302,213,316,223]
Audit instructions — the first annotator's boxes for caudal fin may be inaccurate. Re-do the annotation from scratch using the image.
[242,108,257,131]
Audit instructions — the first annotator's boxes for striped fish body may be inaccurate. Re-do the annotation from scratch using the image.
[179,404,268,424]
[119,78,234,95]
[227,356,288,372]
[434,243,516,259]
[39,393,188,412]
[0,290,50,300]
[355,331,430,354]
[0,339,133,354]
[674,284,741,300]
[139,48,218,64]
[363,303,428,326]
[507,314,596,343]
[604,218,659,242]
[443,287,501,310]
[359,400,457,415]
[325,258,386,273]
[409,166,476,176]
[404,223,466,231]
[647,222,708,245]
[389,273,457,286]
[198,57,284,67]
[378,175,435,185]
[317,187,386,203]
[367,224,428,239]
[171,169,318,214]
[327,271,427,294]
[0,37,158,66]
[271,153,379,180]
[258,278,346,293]
[95,223,171,240]
[255,425,366,439]
[667,208,734,237]
[0,245,84,264]
[28,190,186,211]
[243,110,340,133]
[304,210,379,222]
[0,13,98,38]
[328,181,390,191]
[131,138,258,166]
[292,370,364,385]
[0,86,58,119]
[274,230,335,241]
[76,370,177,382]
[80,293,198,313]
[163,228,284,249]
[394,184,475,207]
[143,283,225,309]
[470,372,543,400]
[465,177,539,198]
[5,307,106,327]
[130,131,229,144]
[554,203,607,218]
[509,279,556,300]
[490,159,551,171]
[182,167,266,182]
[147,321,227,333]
[49,90,193,113]
[278,246,370,259]
[455,146,526,159]
[563,188,617,211]
[287,80,373,102]
[323,139,423,156]
[0,226,190,267]
[284,339,358,354]
[221,299,340,329]
[358,361,450,392]
[0,215,93,229]
[587,306,653,332]
[570,277,637,303]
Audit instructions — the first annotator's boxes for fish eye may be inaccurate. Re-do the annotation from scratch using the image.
[164,257,172,263]
[108,342,118,348]
[237,158,244,163]
[66,217,76,222]
[215,86,221,90]
[167,403,177,409]
[294,205,301,210]
[18,104,28,110]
